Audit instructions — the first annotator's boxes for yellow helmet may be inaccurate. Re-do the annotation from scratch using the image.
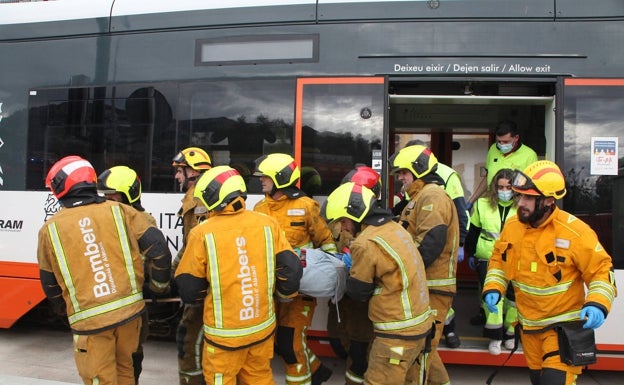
[512,160,566,199]
[194,166,247,211]
[389,145,438,178]
[324,182,376,223]
[172,147,212,171]
[97,165,141,204]
[253,153,300,189]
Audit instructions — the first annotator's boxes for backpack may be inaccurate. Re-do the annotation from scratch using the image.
[298,248,348,304]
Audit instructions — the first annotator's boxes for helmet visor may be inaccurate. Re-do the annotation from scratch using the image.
[511,170,542,196]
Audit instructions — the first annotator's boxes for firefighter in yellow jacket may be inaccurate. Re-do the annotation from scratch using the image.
[174,166,303,385]
[172,146,212,385]
[97,165,158,385]
[483,161,617,385]
[253,153,337,385]
[389,145,459,385]
[324,182,433,385]
[37,156,172,385]
[326,165,379,385]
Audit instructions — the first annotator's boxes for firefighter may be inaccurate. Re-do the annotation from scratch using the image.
[325,165,379,385]
[324,182,433,385]
[395,140,470,349]
[172,146,212,385]
[389,145,460,385]
[253,153,337,385]
[174,166,303,385]
[483,161,617,385]
[97,165,157,384]
[37,155,171,385]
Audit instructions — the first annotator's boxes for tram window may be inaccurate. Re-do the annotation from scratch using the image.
[27,85,176,192]
[196,34,319,66]
[299,83,385,197]
[563,83,624,264]
[179,79,295,194]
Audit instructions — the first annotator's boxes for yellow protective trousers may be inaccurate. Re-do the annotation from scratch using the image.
[201,335,275,385]
[73,316,141,385]
[276,296,320,385]
[521,328,582,385]
[364,335,426,385]
[177,304,206,385]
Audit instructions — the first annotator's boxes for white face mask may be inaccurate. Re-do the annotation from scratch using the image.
[497,142,514,154]
[498,190,513,202]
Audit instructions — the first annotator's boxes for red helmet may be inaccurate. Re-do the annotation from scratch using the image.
[45,155,97,199]
[342,165,381,197]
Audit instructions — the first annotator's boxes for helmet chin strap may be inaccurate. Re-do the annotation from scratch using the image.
[181,168,198,192]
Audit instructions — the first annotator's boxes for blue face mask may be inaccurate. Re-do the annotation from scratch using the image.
[498,190,513,202]
[497,142,514,154]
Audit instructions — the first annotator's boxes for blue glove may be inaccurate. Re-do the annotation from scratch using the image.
[484,292,500,313]
[580,306,605,329]
[334,252,352,270]
[457,246,465,263]
[468,257,477,270]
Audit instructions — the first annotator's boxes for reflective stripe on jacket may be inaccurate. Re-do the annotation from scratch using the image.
[348,220,432,337]
[254,194,337,253]
[37,200,155,332]
[470,198,516,260]
[400,182,459,295]
[484,206,617,331]
[176,200,301,349]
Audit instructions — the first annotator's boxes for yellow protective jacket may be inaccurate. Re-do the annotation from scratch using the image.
[174,197,303,349]
[399,180,459,296]
[37,200,172,333]
[468,197,516,260]
[254,192,337,253]
[347,219,432,338]
[483,206,617,331]
[485,142,537,185]
[178,186,208,253]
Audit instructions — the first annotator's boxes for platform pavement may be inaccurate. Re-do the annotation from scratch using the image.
[1,325,620,385]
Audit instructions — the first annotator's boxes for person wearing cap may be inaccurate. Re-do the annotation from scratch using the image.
[325,165,380,385]
[37,156,171,385]
[174,166,303,385]
[253,153,337,385]
[483,160,616,385]
[389,145,460,385]
[469,119,538,203]
[324,182,433,385]
[171,146,212,385]
[97,165,159,384]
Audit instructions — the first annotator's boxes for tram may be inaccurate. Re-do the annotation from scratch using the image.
[1,0,622,370]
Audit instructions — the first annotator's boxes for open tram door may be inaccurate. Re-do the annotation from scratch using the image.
[387,79,557,366]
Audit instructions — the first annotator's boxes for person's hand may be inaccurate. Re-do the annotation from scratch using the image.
[484,292,500,313]
[334,252,352,270]
[457,246,465,263]
[580,306,605,329]
[468,257,477,270]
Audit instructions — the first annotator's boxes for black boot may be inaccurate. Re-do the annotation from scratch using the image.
[311,364,333,385]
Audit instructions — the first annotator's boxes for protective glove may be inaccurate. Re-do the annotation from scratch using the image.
[334,252,352,270]
[580,306,605,329]
[468,257,477,270]
[457,246,465,263]
[484,292,500,313]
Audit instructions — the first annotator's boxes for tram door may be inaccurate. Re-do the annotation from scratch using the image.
[387,87,556,282]
[294,77,386,340]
